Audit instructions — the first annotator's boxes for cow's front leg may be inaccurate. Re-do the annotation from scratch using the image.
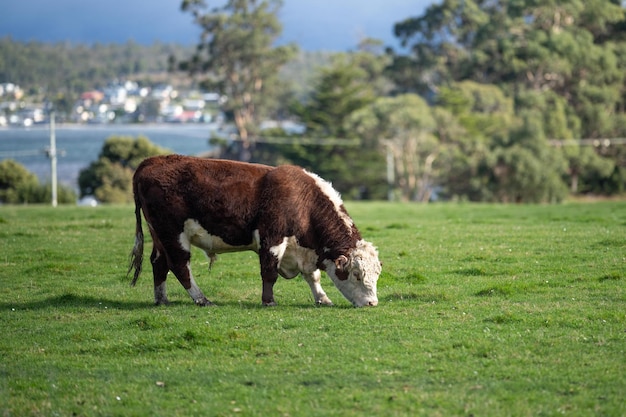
[262,280,277,306]
[302,270,333,306]
[259,248,279,306]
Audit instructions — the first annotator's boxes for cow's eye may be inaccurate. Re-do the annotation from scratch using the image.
[354,271,362,281]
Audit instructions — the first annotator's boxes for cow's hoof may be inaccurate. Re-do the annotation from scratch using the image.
[316,296,333,306]
[155,299,170,306]
[195,298,215,307]
[262,301,277,307]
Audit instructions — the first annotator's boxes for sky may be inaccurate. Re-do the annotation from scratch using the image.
[1,0,433,51]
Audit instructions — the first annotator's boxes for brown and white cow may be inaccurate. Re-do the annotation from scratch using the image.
[127,155,381,307]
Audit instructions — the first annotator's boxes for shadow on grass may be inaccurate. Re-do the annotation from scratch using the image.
[214,299,355,310]
[0,293,155,311]
[1,293,351,311]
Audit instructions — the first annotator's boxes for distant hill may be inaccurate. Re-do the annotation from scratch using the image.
[0,37,333,99]
[0,37,193,94]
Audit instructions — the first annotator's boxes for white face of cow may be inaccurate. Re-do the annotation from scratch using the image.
[324,240,381,307]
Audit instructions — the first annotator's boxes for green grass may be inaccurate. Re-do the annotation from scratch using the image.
[1,202,625,416]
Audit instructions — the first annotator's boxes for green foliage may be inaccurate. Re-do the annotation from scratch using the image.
[390,0,626,199]
[292,53,377,138]
[78,136,171,203]
[180,0,297,144]
[490,145,569,203]
[347,94,438,201]
[228,50,388,199]
[437,81,513,144]
[432,81,570,202]
[514,90,581,140]
[0,37,192,96]
[0,159,76,204]
[281,52,385,198]
[22,181,78,205]
[279,50,333,99]
[0,159,39,204]
[4,2,626,201]
[1,202,624,416]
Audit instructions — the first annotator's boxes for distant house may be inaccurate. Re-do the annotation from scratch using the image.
[0,83,23,100]
[80,91,104,102]
[104,86,127,106]
[151,84,175,100]
[260,119,306,135]
[182,99,205,112]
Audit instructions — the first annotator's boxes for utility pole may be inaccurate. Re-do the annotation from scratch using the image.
[49,111,57,207]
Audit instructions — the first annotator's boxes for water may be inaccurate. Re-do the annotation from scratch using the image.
[0,124,218,190]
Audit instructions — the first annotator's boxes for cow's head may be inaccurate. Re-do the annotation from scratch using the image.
[324,240,381,307]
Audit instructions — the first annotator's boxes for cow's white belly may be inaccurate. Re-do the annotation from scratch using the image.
[272,236,319,278]
[179,221,319,279]
[180,219,260,254]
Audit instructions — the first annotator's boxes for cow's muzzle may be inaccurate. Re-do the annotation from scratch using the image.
[355,299,378,307]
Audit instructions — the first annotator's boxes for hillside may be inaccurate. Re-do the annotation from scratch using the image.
[0,37,330,97]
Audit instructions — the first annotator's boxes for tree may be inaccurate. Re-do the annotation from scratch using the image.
[490,144,569,203]
[498,106,570,203]
[390,0,626,198]
[0,160,40,204]
[346,94,438,201]
[221,49,389,199]
[291,54,377,139]
[514,89,614,194]
[180,0,297,155]
[435,81,509,201]
[78,136,170,203]
[431,81,571,202]
[275,52,384,198]
[437,81,514,144]
[392,0,625,98]
[0,159,76,204]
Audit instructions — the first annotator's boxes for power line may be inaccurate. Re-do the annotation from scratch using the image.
[0,150,46,158]
[549,138,626,147]
[245,136,362,146]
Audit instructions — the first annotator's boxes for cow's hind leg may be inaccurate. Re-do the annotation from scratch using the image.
[302,270,333,306]
[151,246,170,305]
[166,245,214,306]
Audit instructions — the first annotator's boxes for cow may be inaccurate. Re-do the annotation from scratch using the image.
[127,155,381,307]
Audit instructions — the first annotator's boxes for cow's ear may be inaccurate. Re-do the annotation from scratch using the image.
[334,255,349,271]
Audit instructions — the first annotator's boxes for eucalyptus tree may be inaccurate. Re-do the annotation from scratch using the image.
[389,0,626,198]
[346,94,439,201]
[393,0,626,132]
[391,0,625,100]
[291,54,377,139]
[180,0,297,153]
[281,49,388,199]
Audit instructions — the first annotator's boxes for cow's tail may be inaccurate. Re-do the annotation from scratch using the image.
[127,185,144,287]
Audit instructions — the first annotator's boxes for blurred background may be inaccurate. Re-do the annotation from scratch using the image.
[1,0,625,204]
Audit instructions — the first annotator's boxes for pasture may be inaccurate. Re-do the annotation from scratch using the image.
[0,202,624,416]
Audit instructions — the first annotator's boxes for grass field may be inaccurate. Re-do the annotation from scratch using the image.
[0,201,624,416]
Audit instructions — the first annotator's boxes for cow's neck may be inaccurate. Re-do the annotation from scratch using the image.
[309,203,361,265]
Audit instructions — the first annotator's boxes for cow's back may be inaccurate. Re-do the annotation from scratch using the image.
[134,155,273,245]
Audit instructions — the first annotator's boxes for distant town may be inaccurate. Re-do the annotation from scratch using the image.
[0,80,307,136]
[0,80,226,127]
